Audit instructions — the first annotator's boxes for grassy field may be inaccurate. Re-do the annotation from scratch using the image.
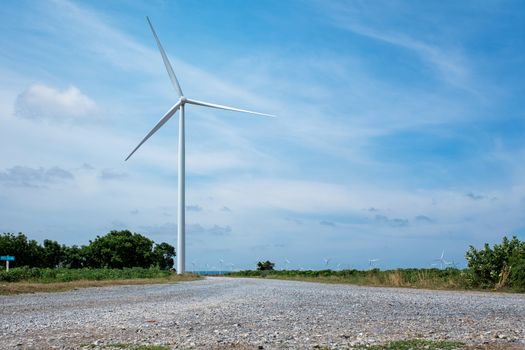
[227,268,475,291]
[355,339,464,350]
[0,267,201,294]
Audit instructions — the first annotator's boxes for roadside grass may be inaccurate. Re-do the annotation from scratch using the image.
[82,343,170,350]
[0,272,201,295]
[0,266,175,283]
[227,268,471,291]
[355,339,465,350]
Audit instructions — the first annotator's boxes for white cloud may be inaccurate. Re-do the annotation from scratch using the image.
[15,83,97,121]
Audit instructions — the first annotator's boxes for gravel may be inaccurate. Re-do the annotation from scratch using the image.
[1,277,524,349]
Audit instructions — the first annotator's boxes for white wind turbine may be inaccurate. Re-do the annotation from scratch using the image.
[323,257,331,268]
[434,250,447,269]
[284,257,291,270]
[368,258,380,269]
[125,18,274,274]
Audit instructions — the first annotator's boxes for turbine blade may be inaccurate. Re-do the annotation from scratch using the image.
[125,101,182,161]
[186,98,275,117]
[146,17,184,97]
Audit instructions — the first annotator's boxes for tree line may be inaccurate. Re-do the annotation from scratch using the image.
[0,230,175,270]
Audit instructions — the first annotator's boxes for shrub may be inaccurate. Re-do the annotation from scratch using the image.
[466,236,525,289]
[257,260,275,271]
[509,254,525,291]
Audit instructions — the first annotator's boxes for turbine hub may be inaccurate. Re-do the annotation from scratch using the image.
[180,96,187,104]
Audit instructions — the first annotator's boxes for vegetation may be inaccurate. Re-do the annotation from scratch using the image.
[355,339,464,350]
[231,236,525,292]
[83,342,170,350]
[0,230,187,293]
[256,260,275,271]
[0,266,170,283]
[2,230,524,292]
[0,230,175,270]
[0,273,200,295]
[228,267,467,290]
[465,236,525,291]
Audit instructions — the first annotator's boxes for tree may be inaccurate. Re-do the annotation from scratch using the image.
[0,230,176,270]
[257,260,275,271]
[0,232,45,268]
[153,242,175,270]
[62,245,87,268]
[43,239,63,268]
[86,230,157,268]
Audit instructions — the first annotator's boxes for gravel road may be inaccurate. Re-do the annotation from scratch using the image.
[1,277,524,349]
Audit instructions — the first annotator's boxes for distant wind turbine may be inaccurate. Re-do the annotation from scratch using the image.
[434,250,447,269]
[323,257,331,268]
[284,258,291,270]
[125,17,274,274]
[368,258,380,269]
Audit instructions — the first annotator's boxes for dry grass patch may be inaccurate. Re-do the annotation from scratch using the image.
[0,274,201,295]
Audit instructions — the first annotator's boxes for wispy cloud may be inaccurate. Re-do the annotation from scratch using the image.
[374,214,409,227]
[0,166,74,188]
[99,169,129,181]
[320,220,336,227]
[186,205,203,212]
[318,1,471,89]
[414,215,434,223]
[188,224,232,236]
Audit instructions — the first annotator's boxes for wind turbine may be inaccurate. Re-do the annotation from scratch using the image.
[284,257,291,270]
[125,17,274,274]
[434,250,446,269]
[368,258,380,269]
[323,257,331,268]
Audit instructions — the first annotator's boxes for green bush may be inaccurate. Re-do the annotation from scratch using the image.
[466,236,525,290]
[509,254,525,291]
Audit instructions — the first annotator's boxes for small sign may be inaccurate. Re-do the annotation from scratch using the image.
[0,256,15,261]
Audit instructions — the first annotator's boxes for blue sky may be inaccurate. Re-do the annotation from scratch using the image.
[1,0,524,270]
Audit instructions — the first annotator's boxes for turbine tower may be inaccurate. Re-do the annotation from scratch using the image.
[126,17,274,274]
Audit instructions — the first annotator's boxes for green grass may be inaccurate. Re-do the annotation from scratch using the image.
[356,339,464,350]
[0,266,174,283]
[114,344,169,350]
[83,343,170,350]
[227,268,470,290]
